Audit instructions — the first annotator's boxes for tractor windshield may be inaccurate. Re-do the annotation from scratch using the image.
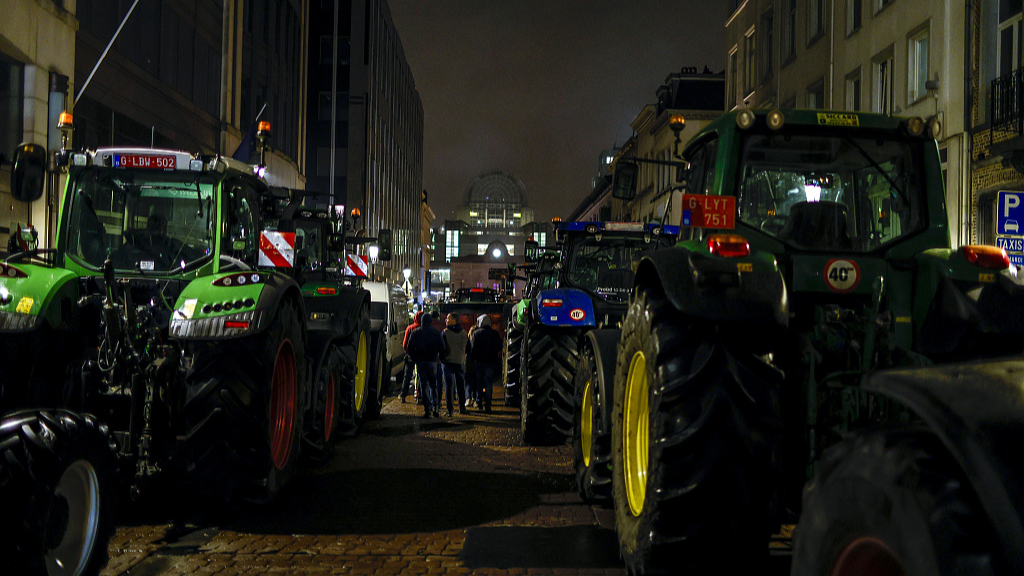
[65,169,215,272]
[564,236,652,302]
[736,132,927,251]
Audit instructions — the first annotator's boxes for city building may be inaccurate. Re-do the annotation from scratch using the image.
[1,0,77,248]
[724,0,969,245]
[307,0,423,283]
[567,146,620,222]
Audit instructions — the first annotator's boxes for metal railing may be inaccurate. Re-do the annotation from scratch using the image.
[992,68,1024,144]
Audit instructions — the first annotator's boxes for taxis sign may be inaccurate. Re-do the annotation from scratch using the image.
[817,113,859,127]
[681,194,735,229]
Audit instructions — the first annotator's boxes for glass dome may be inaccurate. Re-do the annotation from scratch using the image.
[463,171,528,207]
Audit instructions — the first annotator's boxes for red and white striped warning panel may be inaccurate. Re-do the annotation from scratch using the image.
[346,254,369,277]
[259,231,295,268]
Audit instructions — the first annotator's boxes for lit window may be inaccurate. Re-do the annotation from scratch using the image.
[469,211,478,217]
[513,212,521,218]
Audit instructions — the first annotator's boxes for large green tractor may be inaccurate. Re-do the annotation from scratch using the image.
[503,248,558,408]
[0,123,316,506]
[600,109,1024,575]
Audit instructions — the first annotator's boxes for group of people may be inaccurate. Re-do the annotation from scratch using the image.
[399,310,503,418]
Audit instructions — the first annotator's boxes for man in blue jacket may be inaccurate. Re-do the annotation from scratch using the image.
[405,313,446,418]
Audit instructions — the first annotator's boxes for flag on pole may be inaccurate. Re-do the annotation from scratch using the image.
[232,103,267,163]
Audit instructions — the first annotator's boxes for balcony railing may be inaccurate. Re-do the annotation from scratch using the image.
[992,68,1024,144]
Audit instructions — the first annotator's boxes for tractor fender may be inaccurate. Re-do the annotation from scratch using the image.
[634,249,788,327]
[581,329,621,435]
[533,288,596,327]
[304,286,370,341]
[252,273,307,336]
[865,358,1024,572]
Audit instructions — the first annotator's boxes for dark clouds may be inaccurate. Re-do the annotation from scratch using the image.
[388,1,726,223]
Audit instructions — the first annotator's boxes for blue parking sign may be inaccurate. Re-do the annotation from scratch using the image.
[998,191,1024,236]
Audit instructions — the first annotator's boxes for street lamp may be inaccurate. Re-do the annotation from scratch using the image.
[368,243,379,280]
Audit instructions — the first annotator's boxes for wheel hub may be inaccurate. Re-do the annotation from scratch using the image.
[45,459,101,576]
[581,378,593,467]
[831,537,906,576]
[623,350,649,517]
[270,339,297,470]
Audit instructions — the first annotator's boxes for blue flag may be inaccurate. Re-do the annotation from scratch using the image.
[232,103,266,163]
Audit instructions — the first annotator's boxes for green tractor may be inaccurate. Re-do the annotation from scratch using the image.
[503,247,559,408]
[598,109,1024,574]
[267,195,392,460]
[0,122,325,506]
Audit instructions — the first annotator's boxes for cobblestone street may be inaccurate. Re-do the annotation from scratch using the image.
[99,385,625,576]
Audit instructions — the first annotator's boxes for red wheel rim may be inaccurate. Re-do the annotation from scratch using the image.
[324,371,336,442]
[270,339,297,470]
[831,537,906,576]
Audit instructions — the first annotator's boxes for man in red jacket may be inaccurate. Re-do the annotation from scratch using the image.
[400,310,423,403]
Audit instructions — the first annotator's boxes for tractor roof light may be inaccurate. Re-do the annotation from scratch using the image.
[767,109,786,130]
[907,116,926,137]
[959,245,1010,270]
[736,109,756,130]
[927,116,942,139]
[256,121,272,138]
[57,112,74,131]
[706,234,751,258]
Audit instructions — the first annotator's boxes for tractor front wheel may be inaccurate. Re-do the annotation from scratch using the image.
[503,319,524,407]
[0,410,118,576]
[572,343,611,505]
[793,428,1001,576]
[611,287,783,575]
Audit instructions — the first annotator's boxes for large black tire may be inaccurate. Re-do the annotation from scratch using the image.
[793,428,1001,576]
[0,409,118,576]
[520,322,577,445]
[611,287,783,575]
[301,345,343,462]
[184,298,306,504]
[364,331,388,420]
[503,318,524,407]
[572,343,611,505]
[337,305,371,436]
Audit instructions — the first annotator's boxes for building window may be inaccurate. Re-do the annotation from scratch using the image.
[875,0,893,14]
[808,0,824,42]
[873,49,895,114]
[847,0,862,34]
[760,11,774,82]
[907,28,929,103]
[807,80,825,109]
[445,229,459,261]
[477,244,489,256]
[745,27,757,95]
[782,0,797,61]
[999,2,1023,78]
[728,47,739,107]
[846,68,862,111]
[0,55,24,160]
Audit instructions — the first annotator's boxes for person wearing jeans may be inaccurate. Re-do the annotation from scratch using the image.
[400,310,423,402]
[441,313,469,416]
[405,313,446,418]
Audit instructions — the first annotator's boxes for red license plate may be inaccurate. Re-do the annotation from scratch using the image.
[115,154,175,169]
[681,194,736,229]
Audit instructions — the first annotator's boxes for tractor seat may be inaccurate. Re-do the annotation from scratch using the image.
[778,201,853,250]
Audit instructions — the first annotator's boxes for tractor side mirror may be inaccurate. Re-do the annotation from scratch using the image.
[11,143,47,203]
[377,228,393,261]
[612,161,639,201]
[524,240,540,263]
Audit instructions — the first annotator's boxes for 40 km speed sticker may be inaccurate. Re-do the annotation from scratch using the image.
[569,308,586,321]
[824,259,861,293]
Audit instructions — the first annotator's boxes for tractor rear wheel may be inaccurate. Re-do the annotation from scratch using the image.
[793,428,1001,576]
[611,287,783,575]
[184,298,306,503]
[503,319,524,407]
[338,305,371,436]
[302,345,343,462]
[0,409,118,576]
[520,323,577,445]
[573,343,612,505]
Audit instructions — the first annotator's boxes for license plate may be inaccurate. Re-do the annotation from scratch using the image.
[115,154,175,169]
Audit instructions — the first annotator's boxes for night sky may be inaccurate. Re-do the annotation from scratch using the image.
[388,1,727,225]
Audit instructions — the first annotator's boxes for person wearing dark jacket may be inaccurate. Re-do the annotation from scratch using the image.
[467,314,503,413]
[441,314,470,416]
[406,313,446,418]
[400,310,423,402]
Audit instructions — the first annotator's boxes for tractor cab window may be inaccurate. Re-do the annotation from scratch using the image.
[294,221,324,269]
[737,132,925,251]
[223,180,261,263]
[65,169,215,272]
[564,236,654,302]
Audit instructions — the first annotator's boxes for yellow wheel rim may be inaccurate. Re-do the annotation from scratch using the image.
[581,378,594,467]
[624,350,649,517]
[354,332,367,411]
